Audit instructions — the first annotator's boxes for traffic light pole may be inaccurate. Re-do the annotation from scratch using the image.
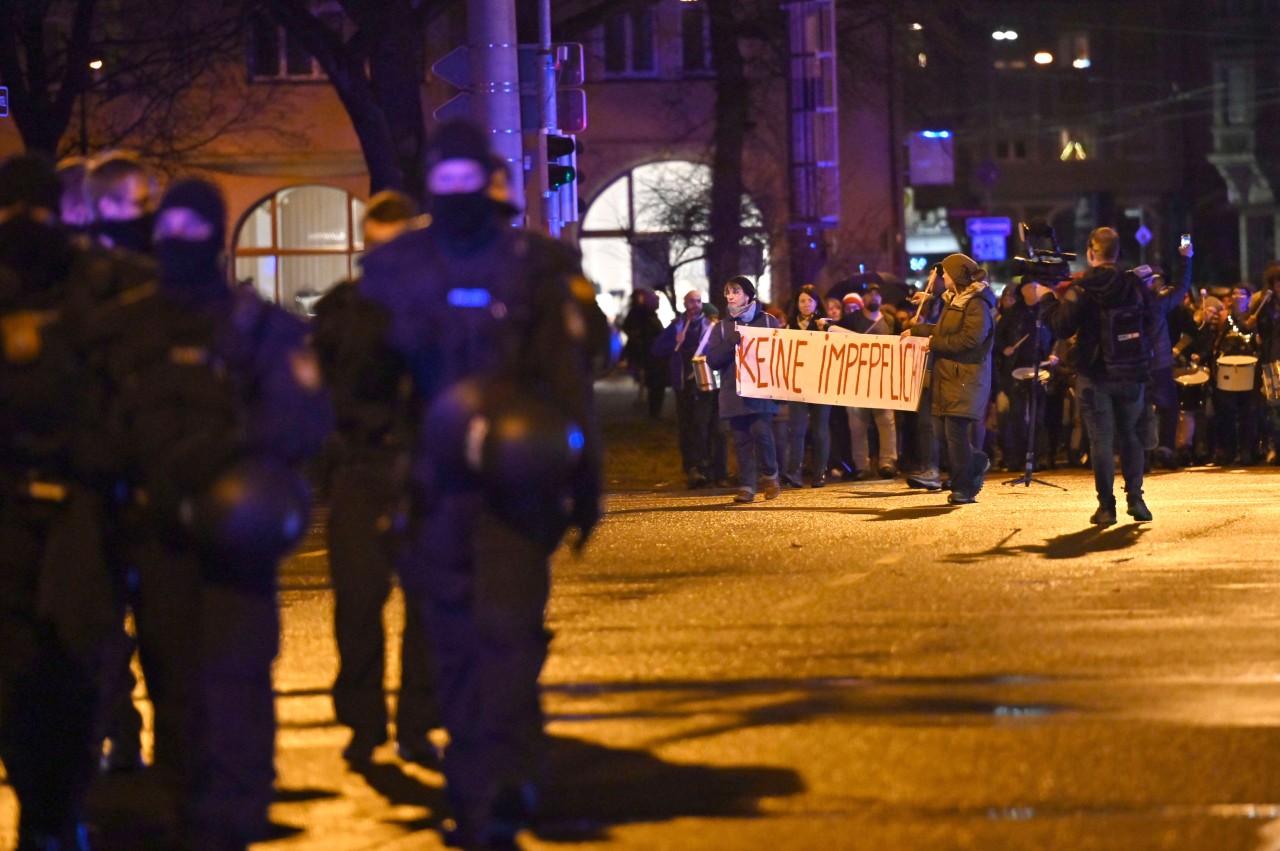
[536,0,562,237]
[467,0,525,217]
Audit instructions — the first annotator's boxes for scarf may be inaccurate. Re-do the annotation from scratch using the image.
[729,300,757,321]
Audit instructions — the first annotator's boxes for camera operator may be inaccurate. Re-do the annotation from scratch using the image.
[1024,227,1183,525]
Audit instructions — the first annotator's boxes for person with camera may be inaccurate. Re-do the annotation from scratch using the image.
[1024,227,1182,525]
[906,254,997,505]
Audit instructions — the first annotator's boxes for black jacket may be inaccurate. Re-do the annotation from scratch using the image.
[1039,265,1152,382]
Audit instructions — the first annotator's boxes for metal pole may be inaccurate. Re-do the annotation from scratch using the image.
[538,0,561,237]
[467,0,525,217]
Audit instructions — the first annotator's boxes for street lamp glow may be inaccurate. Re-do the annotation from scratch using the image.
[992,29,1018,41]
[911,22,923,31]
[1073,58,1092,69]
[88,59,103,70]
[1034,52,1053,65]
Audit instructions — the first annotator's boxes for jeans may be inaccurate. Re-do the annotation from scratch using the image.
[728,413,778,492]
[941,416,978,496]
[1077,375,1145,505]
[787,402,830,481]
[847,406,898,472]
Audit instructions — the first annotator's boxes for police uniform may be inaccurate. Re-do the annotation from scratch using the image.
[358,132,601,846]
[311,278,440,763]
[0,155,146,850]
[87,179,333,849]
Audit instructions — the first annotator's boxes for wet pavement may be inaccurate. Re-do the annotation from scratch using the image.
[7,397,1280,848]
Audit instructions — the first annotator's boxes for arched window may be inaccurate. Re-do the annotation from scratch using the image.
[579,160,770,324]
[233,185,366,314]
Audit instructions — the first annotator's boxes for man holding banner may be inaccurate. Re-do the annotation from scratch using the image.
[907,254,998,505]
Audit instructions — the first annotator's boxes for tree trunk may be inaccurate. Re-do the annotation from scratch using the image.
[704,0,749,310]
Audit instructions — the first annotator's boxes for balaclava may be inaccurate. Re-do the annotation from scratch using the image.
[426,119,499,240]
[154,179,228,302]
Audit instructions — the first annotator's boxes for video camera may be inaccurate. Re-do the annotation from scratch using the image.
[1013,221,1076,286]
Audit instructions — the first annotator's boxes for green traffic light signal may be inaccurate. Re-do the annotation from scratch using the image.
[548,164,577,190]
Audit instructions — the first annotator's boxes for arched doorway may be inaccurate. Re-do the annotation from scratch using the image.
[232,184,367,314]
[579,160,771,325]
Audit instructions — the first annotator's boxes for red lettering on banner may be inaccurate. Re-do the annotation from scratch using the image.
[817,342,829,394]
[792,340,807,393]
[869,343,883,400]
[840,344,858,395]
[755,340,768,388]
[827,344,847,394]
[775,338,791,392]
[737,337,758,386]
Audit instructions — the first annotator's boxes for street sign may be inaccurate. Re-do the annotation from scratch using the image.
[0,87,8,119]
[1135,224,1153,246]
[966,216,1012,237]
[431,46,471,89]
[970,234,1008,262]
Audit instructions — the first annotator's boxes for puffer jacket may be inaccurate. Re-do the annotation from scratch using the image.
[910,282,997,420]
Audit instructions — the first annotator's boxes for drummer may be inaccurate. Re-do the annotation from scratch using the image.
[1245,262,1280,464]
[994,284,1055,471]
[1211,283,1261,465]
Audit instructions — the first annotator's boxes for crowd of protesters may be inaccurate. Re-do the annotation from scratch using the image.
[627,236,1280,506]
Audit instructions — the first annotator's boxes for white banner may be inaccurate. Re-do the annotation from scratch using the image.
[735,326,929,411]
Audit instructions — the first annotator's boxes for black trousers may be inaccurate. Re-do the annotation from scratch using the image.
[673,383,717,477]
[328,460,438,749]
[403,490,554,841]
[0,496,105,844]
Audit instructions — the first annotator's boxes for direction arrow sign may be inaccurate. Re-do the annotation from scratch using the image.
[432,46,471,90]
[1135,224,1153,246]
[0,87,8,119]
[966,216,1012,237]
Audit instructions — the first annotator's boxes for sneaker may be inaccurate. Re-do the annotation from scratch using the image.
[969,451,991,497]
[947,492,976,505]
[732,488,755,504]
[1090,503,1117,526]
[906,473,943,491]
[762,477,782,500]
[1126,497,1152,522]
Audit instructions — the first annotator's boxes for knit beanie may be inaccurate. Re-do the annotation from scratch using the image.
[942,253,987,288]
[726,275,756,300]
[157,179,227,246]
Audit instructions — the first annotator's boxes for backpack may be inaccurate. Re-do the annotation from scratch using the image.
[1097,274,1153,381]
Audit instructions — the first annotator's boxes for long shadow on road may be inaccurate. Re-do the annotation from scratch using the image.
[942,524,1149,562]
[535,733,804,843]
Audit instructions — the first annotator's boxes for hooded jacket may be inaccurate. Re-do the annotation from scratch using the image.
[910,281,997,420]
[1039,264,1152,382]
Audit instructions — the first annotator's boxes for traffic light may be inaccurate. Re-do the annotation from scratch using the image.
[546,133,577,190]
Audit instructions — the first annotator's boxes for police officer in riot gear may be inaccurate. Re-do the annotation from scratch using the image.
[88,178,332,849]
[0,153,120,851]
[358,120,603,850]
[311,190,441,767]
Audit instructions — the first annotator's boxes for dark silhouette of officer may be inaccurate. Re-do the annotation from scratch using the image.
[358,120,603,850]
[0,153,126,851]
[311,190,441,766]
[87,178,332,849]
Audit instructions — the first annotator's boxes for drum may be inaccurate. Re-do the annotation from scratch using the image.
[1261,360,1280,406]
[1216,355,1258,392]
[1011,362,1051,383]
[691,355,719,392]
[1173,366,1209,411]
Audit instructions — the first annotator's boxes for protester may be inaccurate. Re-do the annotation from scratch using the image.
[651,289,719,489]
[838,282,900,479]
[705,275,782,504]
[783,284,837,487]
[909,255,997,505]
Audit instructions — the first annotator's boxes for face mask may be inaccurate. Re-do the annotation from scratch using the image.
[432,192,494,236]
[155,238,225,300]
[94,212,157,253]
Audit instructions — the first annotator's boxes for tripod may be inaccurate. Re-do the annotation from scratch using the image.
[1004,294,1066,490]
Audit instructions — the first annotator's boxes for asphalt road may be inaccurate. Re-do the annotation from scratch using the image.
[7,450,1280,849]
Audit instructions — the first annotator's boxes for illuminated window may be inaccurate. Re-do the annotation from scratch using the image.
[232,185,367,315]
[579,161,770,324]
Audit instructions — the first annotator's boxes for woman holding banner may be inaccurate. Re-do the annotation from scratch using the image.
[907,254,998,504]
[783,285,842,487]
[706,275,783,504]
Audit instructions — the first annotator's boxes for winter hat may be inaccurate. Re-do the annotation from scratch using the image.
[726,275,757,300]
[942,253,987,288]
[0,154,61,213]
[842,292,864,310]
[702,303,720,319]
[156,179,227,245]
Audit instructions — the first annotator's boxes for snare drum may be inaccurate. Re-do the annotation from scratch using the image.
[1261,360,1280,406]
[1216,355,1258,392]
[1173,366,1209,411]
[1011,361,1052,383]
